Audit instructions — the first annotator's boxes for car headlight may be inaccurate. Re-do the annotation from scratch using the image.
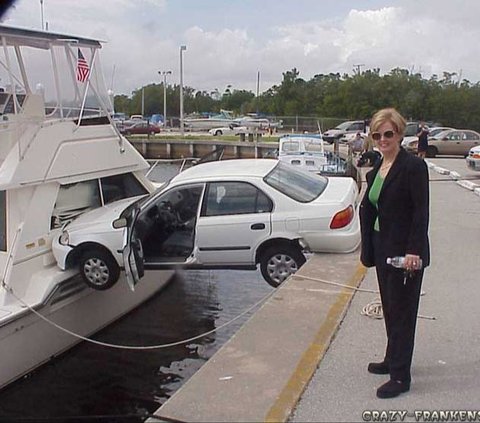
[59,230,70,246]
[471,153,480,159]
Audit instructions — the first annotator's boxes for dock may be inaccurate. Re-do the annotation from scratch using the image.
[147,251,365,422]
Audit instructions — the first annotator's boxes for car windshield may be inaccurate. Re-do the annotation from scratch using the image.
[431,130,451,139]
[120,180,171,219]
[336,121,354,130]
[404,124,418,137]
[264,162,328,202]
[429,128,448,137]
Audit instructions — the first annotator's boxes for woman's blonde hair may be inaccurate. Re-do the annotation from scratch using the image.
[370,108,407,136]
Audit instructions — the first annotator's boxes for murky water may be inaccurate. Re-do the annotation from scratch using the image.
[0,270,273,421]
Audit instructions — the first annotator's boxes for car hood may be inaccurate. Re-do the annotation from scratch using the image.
[323,129,343,136]
[64,196,143,231]
[470,145,480,153]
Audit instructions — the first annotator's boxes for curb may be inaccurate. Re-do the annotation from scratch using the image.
[265,263,367,423]
[426,159,480,195]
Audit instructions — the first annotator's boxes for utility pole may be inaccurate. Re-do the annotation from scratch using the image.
[179,45,187,136]
[40,0,44,30]
[256,70,260,114]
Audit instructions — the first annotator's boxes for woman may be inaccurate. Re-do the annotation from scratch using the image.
[359,108,430,399]
[416,121,430,159]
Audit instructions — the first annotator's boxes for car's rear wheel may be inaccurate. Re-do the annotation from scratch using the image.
[79,248,120,290]
[260,245,306,288]
[426,146,438,158]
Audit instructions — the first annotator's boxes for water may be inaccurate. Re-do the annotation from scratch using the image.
[0,269,273,421]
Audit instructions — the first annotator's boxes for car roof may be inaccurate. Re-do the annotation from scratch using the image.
[172,159,278,183]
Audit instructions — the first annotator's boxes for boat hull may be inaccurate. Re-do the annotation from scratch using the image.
[0,269,174,390]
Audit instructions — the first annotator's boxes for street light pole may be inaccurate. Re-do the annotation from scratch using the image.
[159,70,172,128]
[179,45,187,136]
[40,0,45,30]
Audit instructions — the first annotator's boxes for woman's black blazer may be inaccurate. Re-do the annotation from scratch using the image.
[359,148,430,268]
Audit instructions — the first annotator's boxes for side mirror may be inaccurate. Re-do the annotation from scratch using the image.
[113,217,127,229]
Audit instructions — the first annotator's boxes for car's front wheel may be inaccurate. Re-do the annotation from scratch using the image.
[260,245,306,288]
[215,130,223,136]
[79,248,120,290]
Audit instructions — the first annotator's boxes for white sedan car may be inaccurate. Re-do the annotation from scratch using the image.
[466,145,480,171]
[208,126,247,136]
[53,159,360,290]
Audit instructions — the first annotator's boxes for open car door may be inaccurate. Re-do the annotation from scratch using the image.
[122,209,145,291]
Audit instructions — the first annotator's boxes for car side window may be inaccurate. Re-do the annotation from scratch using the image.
[465,131,479,140]
[447,131,461,141]
[203,182,273,216]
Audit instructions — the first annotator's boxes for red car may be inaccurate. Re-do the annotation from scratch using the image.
[120,121,160,135]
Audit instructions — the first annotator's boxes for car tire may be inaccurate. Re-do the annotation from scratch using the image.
[79,248,120,290]
[215,130,222,136]
[426,146,437,158]
[260,245,306,288]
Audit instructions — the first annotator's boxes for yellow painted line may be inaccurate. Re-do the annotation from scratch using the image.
[265,262,367,423]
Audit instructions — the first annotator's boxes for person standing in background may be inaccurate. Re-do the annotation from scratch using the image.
[416,122,429,159]
[360,108,430,399]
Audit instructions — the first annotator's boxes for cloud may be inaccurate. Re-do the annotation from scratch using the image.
[3,0,480,96]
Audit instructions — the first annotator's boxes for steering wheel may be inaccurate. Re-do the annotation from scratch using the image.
[159,201,179,228]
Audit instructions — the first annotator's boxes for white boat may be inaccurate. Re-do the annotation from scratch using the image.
[277,134,328,173]
[184,110,235,130]
[0,25,173,390]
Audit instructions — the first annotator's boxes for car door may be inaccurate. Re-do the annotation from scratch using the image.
[459,131,480,155]
[123,183,204,288]
[439,130,464,155]
[195,181,273,266]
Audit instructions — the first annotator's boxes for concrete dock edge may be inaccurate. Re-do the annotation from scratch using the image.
[149,253,367,423]
[265,262,367,423]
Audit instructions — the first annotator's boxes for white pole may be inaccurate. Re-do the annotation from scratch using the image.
[179,45,187,136]
[40,0,45,30]
[159,70,172,128]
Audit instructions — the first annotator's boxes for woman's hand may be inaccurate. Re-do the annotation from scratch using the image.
[404,254,421,271]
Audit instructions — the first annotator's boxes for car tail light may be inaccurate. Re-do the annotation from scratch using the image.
[330,205,354,229]
[472,152,480,159]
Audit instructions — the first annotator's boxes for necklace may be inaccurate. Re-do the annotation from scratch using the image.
[380,161,393,170]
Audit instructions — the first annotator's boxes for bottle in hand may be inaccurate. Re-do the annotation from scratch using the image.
[386,256,423,270]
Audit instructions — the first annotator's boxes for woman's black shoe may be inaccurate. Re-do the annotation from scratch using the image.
[376,379,410,398]
[367,361,389,374]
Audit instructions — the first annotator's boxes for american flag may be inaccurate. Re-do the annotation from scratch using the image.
[76,48,90,83]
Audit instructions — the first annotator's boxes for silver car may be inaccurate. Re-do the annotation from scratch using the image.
[405,129,480,157]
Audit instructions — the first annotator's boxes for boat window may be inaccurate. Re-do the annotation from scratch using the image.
[100,173,148,205]
[51,180,101,229]
[264,162,328,203]
[203,182,273,216]
[0,191,5,251]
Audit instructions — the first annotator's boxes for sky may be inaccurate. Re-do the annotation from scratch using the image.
[2,0,480,97]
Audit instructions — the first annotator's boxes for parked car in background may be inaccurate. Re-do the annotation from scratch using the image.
[52,159,360,290]
[404,129,480,157]
[322,120,365,144]
[208,126,247,136]
[120,121,161,136]
[402,126,454,153]
[466,145,480,171]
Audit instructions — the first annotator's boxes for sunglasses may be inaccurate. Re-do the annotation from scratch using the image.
[371,130,396,141]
